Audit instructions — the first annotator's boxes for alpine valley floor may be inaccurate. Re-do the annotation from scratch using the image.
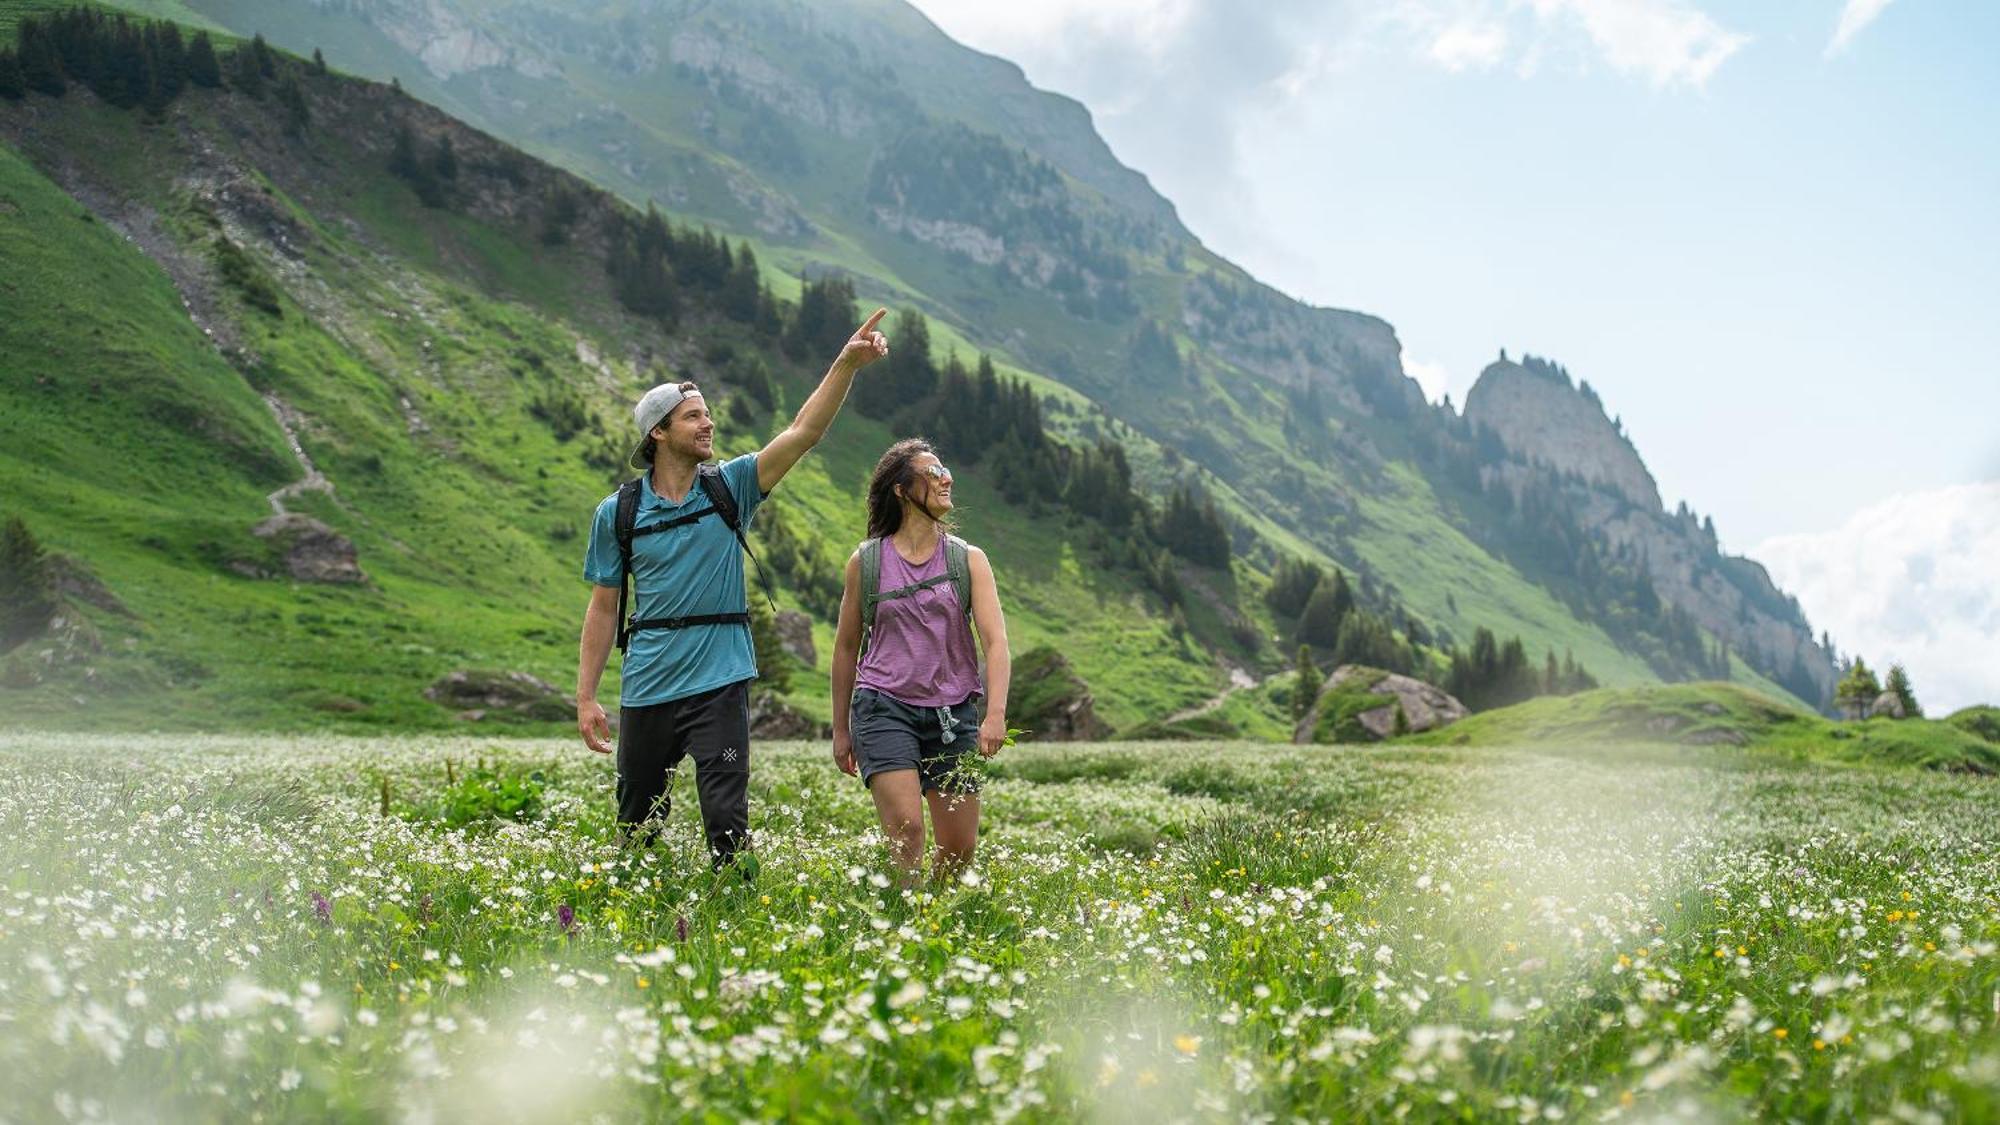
[3,732,1996,1121]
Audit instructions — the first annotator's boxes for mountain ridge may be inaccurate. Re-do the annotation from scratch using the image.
[0,0,1838,730]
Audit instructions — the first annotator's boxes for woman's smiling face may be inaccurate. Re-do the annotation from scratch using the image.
[909,452,954,514]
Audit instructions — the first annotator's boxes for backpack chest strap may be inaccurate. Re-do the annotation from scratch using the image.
[867,571,957,607]
[627,611,751,634]
[630,506,718,539]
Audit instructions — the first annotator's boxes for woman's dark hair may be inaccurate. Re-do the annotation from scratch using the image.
[865,437,956,539]
[638,381,701,466]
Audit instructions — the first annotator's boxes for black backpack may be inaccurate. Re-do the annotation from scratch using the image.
[612,464,775,653]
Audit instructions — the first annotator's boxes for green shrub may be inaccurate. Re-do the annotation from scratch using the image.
[1947,705,2000,745]
[409,761,547,829]
[0,515,58,653]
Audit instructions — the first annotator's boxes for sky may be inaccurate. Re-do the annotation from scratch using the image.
[908,0,2000,710]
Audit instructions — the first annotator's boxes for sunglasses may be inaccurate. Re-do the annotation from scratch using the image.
[920,463,953,483]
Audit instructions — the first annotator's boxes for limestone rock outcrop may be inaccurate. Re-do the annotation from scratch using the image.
[1295,665,1468,744]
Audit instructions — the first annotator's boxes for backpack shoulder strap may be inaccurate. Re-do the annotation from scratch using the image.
[695,461,777,612]
[944,536,973,627]
[613,478,644,653]
[694,462,739,532]
[857,537,883,654]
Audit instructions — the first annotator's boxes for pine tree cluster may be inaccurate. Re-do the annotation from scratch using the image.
[0,9,308,131]
[1445,627,1597,712]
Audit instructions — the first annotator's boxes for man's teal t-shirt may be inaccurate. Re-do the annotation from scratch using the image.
[585,452,765,708]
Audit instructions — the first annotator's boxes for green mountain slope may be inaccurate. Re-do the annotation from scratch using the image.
[1,0,1843,734]
[149,0,1836,708]
[0,20,1222,730]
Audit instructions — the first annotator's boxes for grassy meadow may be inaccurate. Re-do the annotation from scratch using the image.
[3,730,1996,1121]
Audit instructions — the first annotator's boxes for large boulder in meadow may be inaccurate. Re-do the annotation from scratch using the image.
[773,609,817,667]
[1010,645,1110,741]
[749,690,829,740]
[1869,690,1908,720]
[426,669,572,722]
[1296,665,1468,744]
[252,513,365,584]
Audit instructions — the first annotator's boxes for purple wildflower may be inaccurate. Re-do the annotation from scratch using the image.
[557,903,577,936]
[674,913,689,943]
[311,892,332,925]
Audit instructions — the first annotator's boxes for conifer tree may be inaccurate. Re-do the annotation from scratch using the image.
[1327,568,1356,629]
[432,134,457,181]
[186,31,221,89]
[150,23,187,102]
[1834,658,1882,719]
[388,120,421,180]
[539,185,579,246]
[0,49,24,101]
[250,33,276,78]
[720,243,762,322]
[1293,645,1320,723]
[1264,555,1323,621]
[1885,663,1921,718]
[227,43,265,97]
[748,599,791,695]
[18,21,67,97]
[0,516,58,654]
[1297,582,1343,648]
[277,73,309,135]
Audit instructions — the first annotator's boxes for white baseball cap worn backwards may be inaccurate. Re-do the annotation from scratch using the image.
[629,382,704,470]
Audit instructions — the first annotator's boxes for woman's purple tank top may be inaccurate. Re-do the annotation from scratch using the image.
[854,537,982,708]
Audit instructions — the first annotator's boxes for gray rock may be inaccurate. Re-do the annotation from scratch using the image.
[1869,690,1907,720]
[749,690,827,740]
[1012,647,1110,741]
[49,554,134,618]
[774,609,817,667]
[426,670,571,722]
[1295,665,1469,743]
[253,514,366,584]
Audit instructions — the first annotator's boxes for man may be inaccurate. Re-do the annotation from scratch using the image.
[577,308,889,867]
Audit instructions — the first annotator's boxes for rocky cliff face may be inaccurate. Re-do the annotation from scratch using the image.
[1463,358,1660,511]
[1462,357,1837,703]
[1181,273,1410,414]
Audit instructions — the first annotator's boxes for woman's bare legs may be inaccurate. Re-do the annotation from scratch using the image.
[926,790,980,883]
[867,769,927,880]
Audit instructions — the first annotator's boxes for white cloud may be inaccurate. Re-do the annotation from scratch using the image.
[1376,0,1746,88]
[1752,480,2000,715]
[915,1,1748,107]
[1427,18,1510,72]
[1402,356,1459,403]
[1827,0,1898,57]
[1530,0,1750,87]
[910,0,1194,64]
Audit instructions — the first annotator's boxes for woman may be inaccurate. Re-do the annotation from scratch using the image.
[831,438,1010,882]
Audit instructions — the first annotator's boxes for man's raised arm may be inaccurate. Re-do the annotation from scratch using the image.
[757,307,890,494]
